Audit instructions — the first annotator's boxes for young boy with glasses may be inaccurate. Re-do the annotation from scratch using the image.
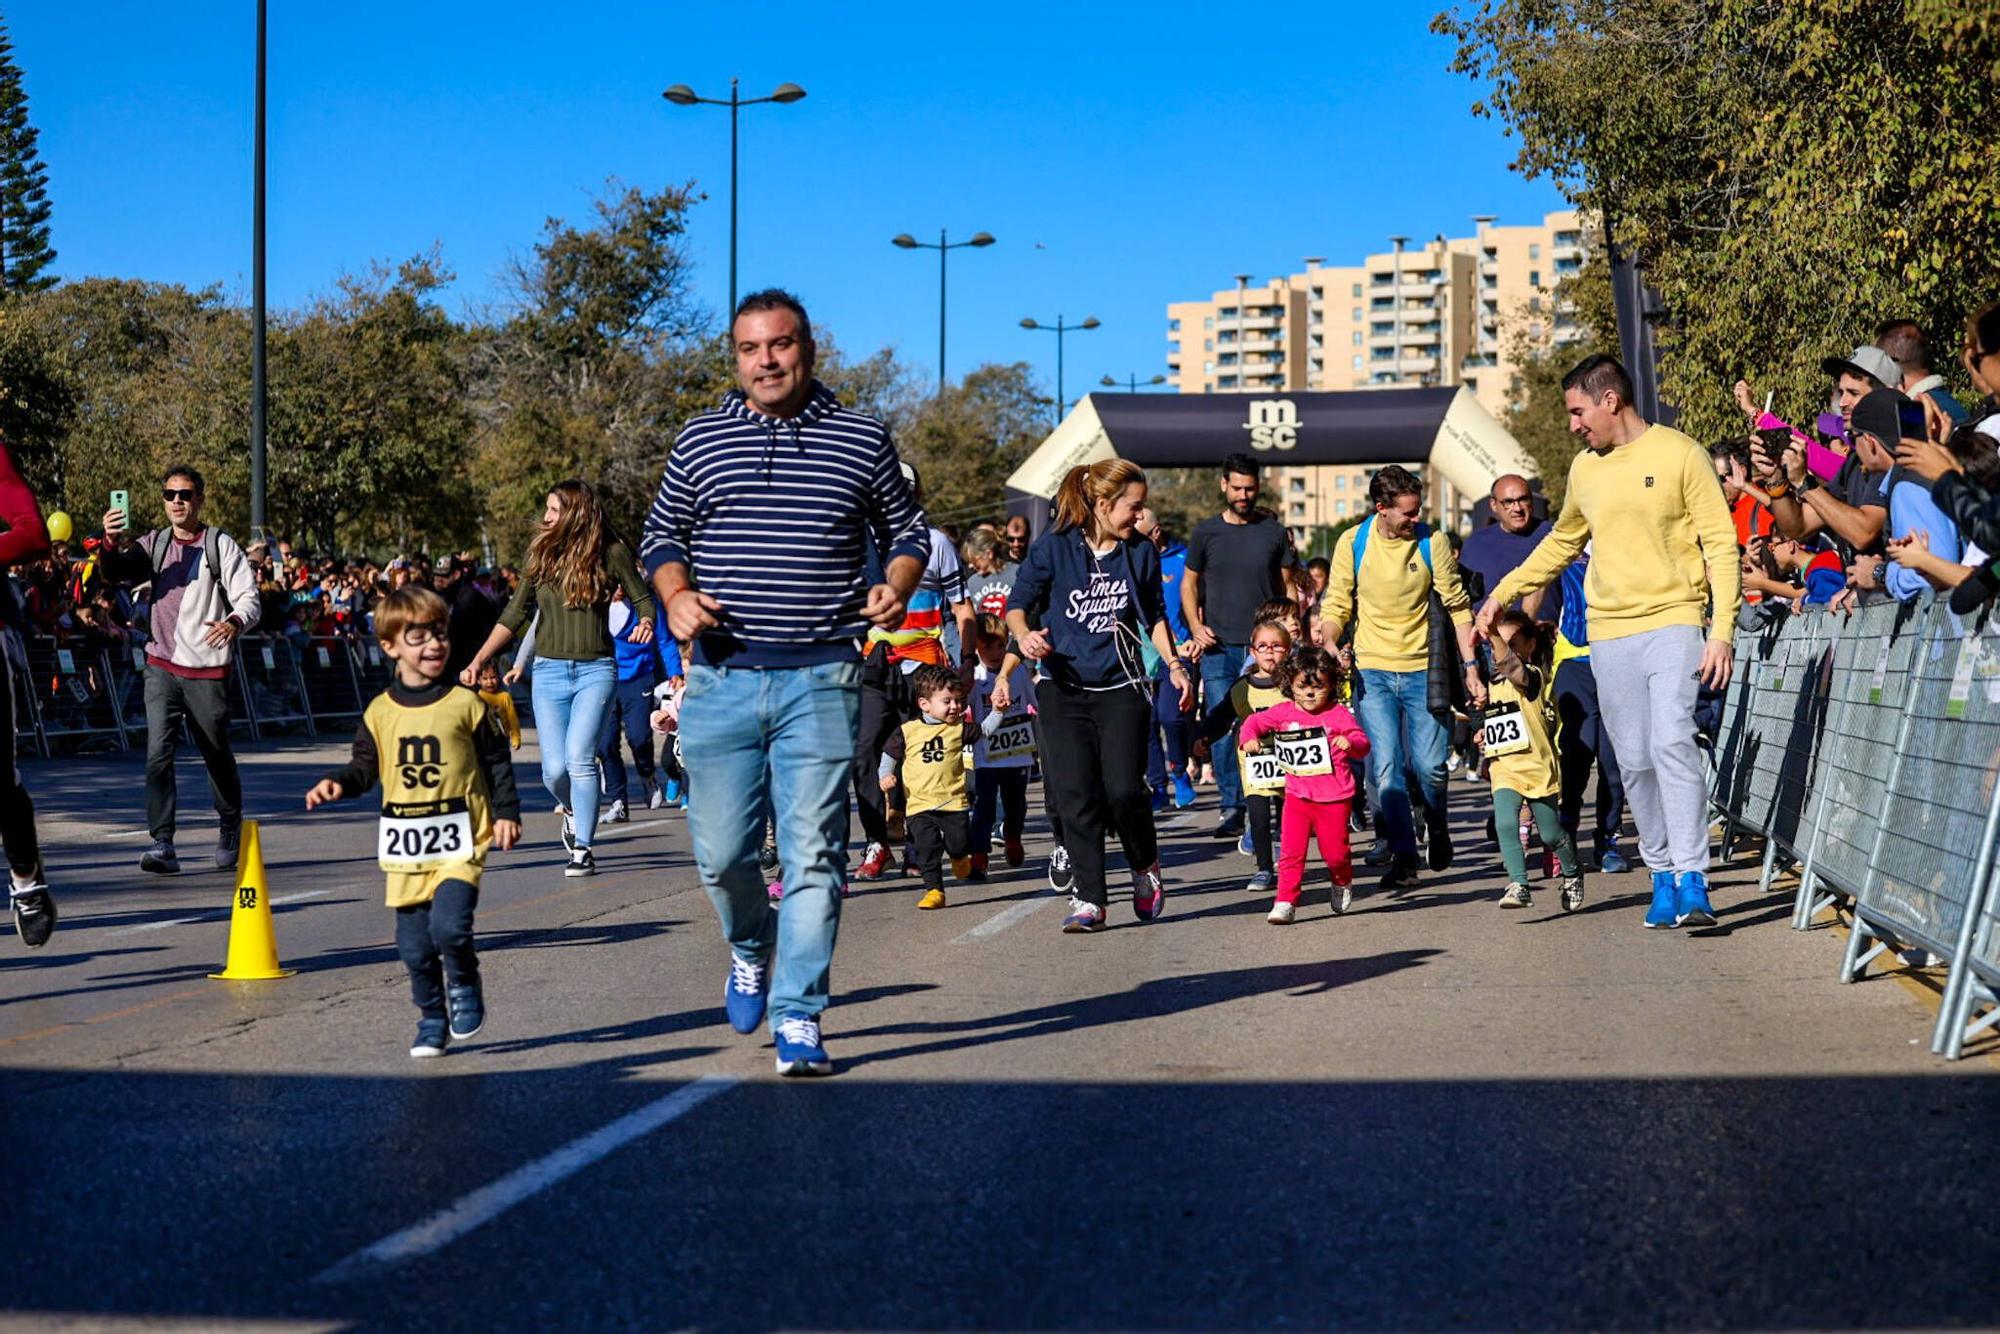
[306,586,521,1057]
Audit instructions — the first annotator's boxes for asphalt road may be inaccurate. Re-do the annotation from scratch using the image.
[3,734,1995,1330]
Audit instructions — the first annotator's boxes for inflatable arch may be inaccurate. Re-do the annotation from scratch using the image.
[1003,385,1537,536]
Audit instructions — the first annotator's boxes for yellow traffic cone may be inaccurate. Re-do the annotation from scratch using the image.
[209,820,295,980]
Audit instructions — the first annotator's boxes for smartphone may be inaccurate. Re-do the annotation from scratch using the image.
[109,489,130,526]
[1896,399,1927,441]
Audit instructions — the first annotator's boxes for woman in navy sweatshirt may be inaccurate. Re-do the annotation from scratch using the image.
[1006,460,1194,933]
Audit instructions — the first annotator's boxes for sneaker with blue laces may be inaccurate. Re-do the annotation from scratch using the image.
[1171,771,1197,808]
[1674,871,1716,927]
[724,953,769,1034]
[1597,844,1631,874]
[774,1014,833,1076]
[1644,871,1679,928]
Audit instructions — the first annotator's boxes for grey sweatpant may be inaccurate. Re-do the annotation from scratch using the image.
[1588,624,1709,874]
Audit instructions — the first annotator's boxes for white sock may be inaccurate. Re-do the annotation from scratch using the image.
[10,871,38,895]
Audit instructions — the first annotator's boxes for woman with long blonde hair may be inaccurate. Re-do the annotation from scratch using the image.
[1002,460,1194,933]
[462,480,656,877]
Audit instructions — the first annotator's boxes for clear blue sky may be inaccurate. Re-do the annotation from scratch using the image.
[15,1,1566,403]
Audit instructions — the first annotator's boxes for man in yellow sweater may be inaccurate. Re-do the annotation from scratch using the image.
[1476,355,1740,930]
[1318,465,1487,889]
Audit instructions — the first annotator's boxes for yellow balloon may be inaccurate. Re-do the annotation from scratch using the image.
[46,511,72,544]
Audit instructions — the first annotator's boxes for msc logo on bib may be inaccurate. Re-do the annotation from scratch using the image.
[1243,399,1299,451]
[398,735,444,789]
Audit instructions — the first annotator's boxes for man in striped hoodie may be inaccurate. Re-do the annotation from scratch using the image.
[642,289,928,1076]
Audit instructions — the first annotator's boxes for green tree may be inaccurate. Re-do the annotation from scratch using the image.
[893,362,1046,526]
[1434,1,2000,441]
[0,21,54,294]
[467,180,721,555]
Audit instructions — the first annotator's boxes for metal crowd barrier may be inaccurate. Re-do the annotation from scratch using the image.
[1707,596,2000,1058]
[10,632,383,757]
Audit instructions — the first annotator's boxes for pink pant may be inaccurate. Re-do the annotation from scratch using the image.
[1277,795,1353,903]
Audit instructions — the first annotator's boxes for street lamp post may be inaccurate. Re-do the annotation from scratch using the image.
[1019,315,1100,425]
[1099,373,1167,394]
[891,228,995,389]
[661,78,807,317]
[249,0,267,543]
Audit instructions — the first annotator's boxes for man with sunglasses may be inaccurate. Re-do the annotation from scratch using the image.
[102,465,262,875]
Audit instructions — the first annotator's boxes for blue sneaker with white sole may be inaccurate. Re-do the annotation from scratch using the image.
[773,1015,832,1076]
[724,953,769,1034]
[1597,845,1631,875]
[1674,871,1716,927]
[1237,829,1255,857]
[1644,871,1679,929]
[1171,771,1197,809]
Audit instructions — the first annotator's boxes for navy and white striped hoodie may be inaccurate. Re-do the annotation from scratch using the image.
[640,381,930,668]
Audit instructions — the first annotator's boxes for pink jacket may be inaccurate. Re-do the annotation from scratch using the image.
[1238,700,1370,804]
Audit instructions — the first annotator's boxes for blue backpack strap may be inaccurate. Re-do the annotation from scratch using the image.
[1352,519,1433,576]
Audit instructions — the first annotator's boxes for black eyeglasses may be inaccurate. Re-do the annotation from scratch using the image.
[1494,495,1532,508]
[162,488,198,502]
[400,624,451,647]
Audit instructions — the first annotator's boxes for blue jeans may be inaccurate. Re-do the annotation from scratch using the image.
[529,656,618,849]
[678,660,859,1027]
[1198,643,1248,817]
[1353,668,1449,863]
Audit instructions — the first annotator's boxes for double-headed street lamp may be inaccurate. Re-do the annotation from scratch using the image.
[1020,315,1100,425]
[661,78,807,316]
[891,228,995,389]
[1100,373,1167,394]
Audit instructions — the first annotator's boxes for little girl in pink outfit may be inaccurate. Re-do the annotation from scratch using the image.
[1237,645,1371,924]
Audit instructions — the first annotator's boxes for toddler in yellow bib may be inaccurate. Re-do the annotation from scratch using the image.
[1481,610,1581,912]
[307,586,521,1057]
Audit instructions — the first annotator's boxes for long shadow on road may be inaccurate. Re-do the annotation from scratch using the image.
[1,1058,1994,1330]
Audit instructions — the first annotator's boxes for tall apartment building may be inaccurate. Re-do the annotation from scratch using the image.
[1163,209,1589,544]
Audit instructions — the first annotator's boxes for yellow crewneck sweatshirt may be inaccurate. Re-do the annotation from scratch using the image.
[1491,423,1742,644]
[1317,523,1471,672]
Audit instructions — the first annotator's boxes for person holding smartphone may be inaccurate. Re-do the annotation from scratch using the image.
[1845,389,1963,602]
[99,465,263,875]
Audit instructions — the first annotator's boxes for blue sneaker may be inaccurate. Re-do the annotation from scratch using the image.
[1675,871,1716,927]
[1171,771,1197,809]
[1644,871,1679,929]
[446,983,485,1040]
[774,1014,833,1076]
[1597,845,1631,874]
[1237,829,1255,857]
[1150,785,1170,812]
[724,953,769,1034]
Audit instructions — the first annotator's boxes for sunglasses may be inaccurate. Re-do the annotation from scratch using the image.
[162,488,199,502]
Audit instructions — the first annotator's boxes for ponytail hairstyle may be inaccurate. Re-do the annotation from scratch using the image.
[1052,459,1147,539]
[524,479,615,610]
[1281,644,1344,701]
[1495,609,1554,672]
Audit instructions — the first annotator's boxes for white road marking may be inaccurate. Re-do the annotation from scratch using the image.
[954,895,1058,943]
[108,890,330,937]
[312,1075,739,1285]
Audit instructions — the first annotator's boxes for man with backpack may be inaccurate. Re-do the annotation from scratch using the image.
[101,465,262,875]
[1318,464,1485,888]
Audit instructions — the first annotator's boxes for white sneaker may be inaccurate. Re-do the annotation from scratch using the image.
[1332,881,1354,915]
[1498,881,1532,909]
[1267,899,1296,925]
[606,799,630,824]
[648,785,667,810]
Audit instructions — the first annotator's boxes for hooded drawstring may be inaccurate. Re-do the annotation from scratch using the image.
[730,382,832,482]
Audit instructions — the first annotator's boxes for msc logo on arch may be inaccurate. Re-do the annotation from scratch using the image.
[1243,399,1299,451]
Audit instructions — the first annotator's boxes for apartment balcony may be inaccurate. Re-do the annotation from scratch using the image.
[1398,353,1438,375]
[1367,329,1400,349]
[1403,321,1442,338]
[1398,280,1438,301]
[1237,337,1280,353]
[1460,354,1499,372]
